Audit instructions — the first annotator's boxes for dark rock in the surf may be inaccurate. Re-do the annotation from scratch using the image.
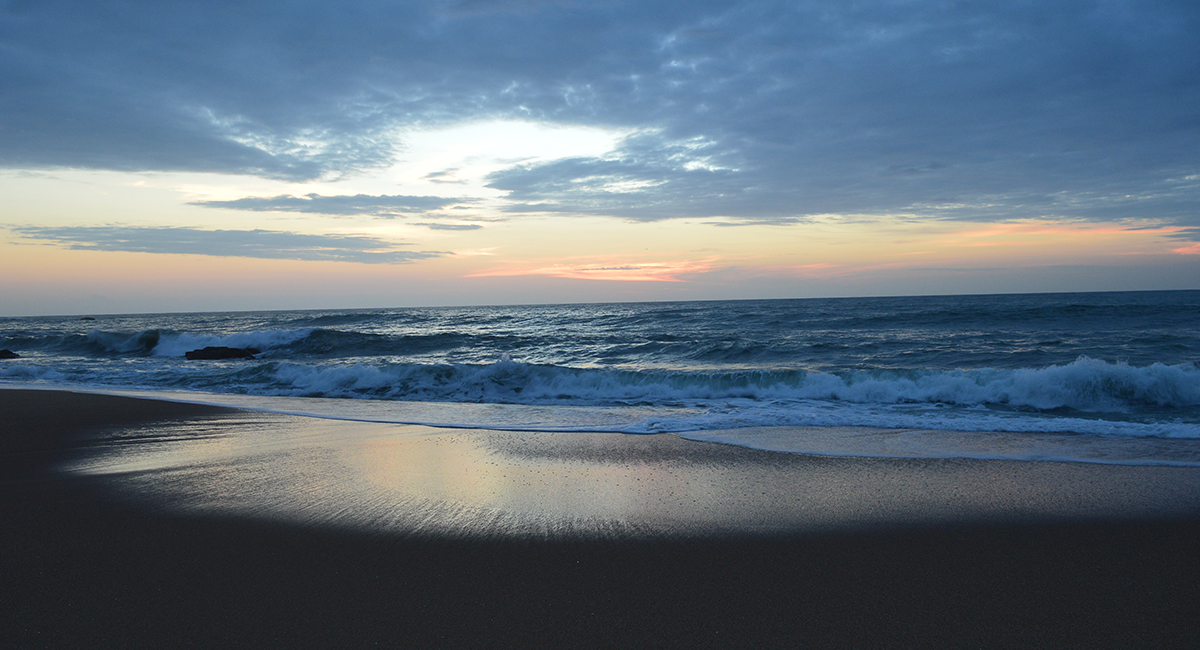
[0,349,18,359]
[79,317,96,321]
[185,346,258,360]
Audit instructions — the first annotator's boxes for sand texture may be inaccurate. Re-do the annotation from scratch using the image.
[3,388,1199,648]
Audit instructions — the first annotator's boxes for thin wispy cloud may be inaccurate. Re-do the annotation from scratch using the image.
[422,169,467,185]
[1164,227,1200,242]
[191,194,467,217]
[413,223,484,231]
[10,226,443,264]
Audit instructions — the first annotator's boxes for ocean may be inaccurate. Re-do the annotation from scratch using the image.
[4,290,1199,466]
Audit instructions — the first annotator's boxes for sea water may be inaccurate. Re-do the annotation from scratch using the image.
[3,291,1199,465]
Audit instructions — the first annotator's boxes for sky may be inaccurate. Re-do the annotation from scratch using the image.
[2,0,1199,315]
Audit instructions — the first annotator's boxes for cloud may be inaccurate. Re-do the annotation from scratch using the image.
[191,193,467,217]
[1165,227,1200,242]
[9,225,443,264]
[1,1,1197,225]
[485,132,757,220]
[422,169,468,184]
[413,223,484,231]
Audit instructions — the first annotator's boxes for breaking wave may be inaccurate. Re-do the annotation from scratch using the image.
[226,356,1200,414]
[3,294,1198,449]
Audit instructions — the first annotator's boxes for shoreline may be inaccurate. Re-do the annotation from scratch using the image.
[9,381,1200,468]
[3,388,1200,647]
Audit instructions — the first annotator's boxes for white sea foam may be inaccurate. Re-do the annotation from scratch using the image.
[4,294,1199,464]
[82,327,315,357]
[794,359,1200,411]
[679,426,1200,467]
[5,355,1197,441]
[151,328,315,357]
[241,356,1200,413]
[0,364,64,382]
[12,384,1198,466]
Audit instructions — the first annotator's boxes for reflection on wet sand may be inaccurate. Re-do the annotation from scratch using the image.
[68,411,1200,539]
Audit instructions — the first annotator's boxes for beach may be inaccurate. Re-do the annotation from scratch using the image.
[3,388,1200,648]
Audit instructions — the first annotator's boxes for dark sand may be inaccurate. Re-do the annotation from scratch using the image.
[3,389,1199,648]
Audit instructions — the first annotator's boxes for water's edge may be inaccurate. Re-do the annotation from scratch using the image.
[11,383,1200,468]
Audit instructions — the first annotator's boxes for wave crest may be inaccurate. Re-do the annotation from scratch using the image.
[75,328,313,357]
[245,357,1200,412]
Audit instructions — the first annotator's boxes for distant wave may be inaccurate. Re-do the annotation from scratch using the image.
[26,327,493,360]
[41,327,317,357]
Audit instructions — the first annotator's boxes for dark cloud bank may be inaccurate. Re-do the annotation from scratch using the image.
[2,0,1198,230]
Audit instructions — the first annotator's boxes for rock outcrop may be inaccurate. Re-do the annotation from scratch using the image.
[184,346,259,360]
[0,349,18,359]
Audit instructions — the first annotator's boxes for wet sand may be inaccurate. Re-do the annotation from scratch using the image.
[3,388,1199,648]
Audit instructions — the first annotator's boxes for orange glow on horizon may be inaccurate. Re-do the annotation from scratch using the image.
[937,222,1191,245]
[465,258,720,282]
[4,205,1199,315]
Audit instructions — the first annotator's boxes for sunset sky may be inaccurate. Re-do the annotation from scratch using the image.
[2,0,1198,316]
